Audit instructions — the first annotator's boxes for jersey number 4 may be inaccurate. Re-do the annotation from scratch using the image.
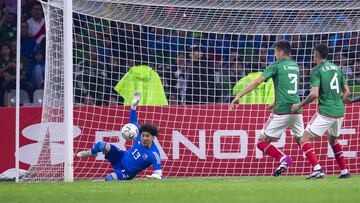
[288,73,298,94]
[330,73,340,94]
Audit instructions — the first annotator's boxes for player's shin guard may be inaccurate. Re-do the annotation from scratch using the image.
[257,141,284,161]
[332,143,348,171]
[301,142,320,169]
[91,141,106,154]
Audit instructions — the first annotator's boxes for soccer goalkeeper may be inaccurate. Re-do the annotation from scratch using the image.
[77,92,163,181]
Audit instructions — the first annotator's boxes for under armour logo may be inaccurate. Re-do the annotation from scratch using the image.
[19,122,81,165]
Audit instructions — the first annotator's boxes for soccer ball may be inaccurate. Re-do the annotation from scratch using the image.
[121,123,139,140]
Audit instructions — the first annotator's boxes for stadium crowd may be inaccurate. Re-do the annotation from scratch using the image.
[1,0,360,106]
[0,0,45,106]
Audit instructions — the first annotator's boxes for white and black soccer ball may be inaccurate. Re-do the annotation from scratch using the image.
[121,123,139,140]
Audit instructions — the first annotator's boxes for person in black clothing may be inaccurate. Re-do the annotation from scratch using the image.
[186,46,215,104]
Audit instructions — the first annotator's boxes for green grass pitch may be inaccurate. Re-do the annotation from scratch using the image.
[1,176,359,203]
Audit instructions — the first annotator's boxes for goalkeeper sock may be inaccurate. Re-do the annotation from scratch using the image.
[257,141,284,161]
[301,142,320,169]
[91,141,106,154]
[332,142,347,171]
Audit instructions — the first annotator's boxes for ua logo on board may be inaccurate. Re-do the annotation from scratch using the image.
[19,122,81,165]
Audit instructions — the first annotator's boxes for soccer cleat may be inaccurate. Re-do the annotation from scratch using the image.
[306,169,325,180]
[338,173,351,179]
[131,92,142,106]
[76,150,98,158]
[273,156,293,177]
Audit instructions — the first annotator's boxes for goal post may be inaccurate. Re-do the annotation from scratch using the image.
[20,0,360,181]
[63,0,74,183]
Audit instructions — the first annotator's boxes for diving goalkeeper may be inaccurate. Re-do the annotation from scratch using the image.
[77,92,163,181]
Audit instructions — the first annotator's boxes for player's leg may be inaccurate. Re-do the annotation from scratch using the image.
[105,169,132,181]
[105,172,118,181]
[300,114,329,179]
[289,114,304,147]
[257,114,292,176]
[300,131,325,179]
[327,118,351,179]
[273,114,304,176]
[76,141,111,158]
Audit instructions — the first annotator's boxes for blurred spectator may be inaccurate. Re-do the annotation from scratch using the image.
[186,45,215,104]
[349,32,360,53]
[20,21,38,60]
[214,55,231,103]
[0,7,16,43]
[340,53,354,79]
[258,46,269,70]
[4,0,28,14]
[348,59,360,97]
[229,61,245,87]
[0,44,33,106]
[155,64,172,97]
[82,93,95,105]
[26,49,45,89]
[333,50,342,66]
[74,45,106,105]
[168,94,178,105]
[9,40,16,58]
[173,53,188,104]
[0,44,14,105]
[27,3,45,45]
[107,95,119,106]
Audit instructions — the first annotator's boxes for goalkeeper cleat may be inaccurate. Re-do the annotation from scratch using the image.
[131,92,142,107]
[306,169,325,180]
[273,156,293,177]
[338,173,351,179]
[76,151,98,158]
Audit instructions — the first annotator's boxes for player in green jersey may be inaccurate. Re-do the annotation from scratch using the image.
[229,40,304,177]
[292,44,351,179]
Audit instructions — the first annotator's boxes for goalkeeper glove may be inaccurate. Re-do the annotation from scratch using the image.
[145,174,163,180]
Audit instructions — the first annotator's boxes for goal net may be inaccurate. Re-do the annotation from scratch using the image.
[21,0,360,181]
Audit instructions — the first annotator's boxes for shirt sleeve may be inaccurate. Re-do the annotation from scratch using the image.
[151,151,162,171]
[310,69,320,88]
[129,109,140,128]
[262,64,277,81]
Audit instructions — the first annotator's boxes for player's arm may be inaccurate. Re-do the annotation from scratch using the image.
[292,68,320,112]
[129,92,141,126]
[341,84,351,103]
[350,96,360,103]
[292,87,319,111]
[229,76,266,110]
[145,152,163,180]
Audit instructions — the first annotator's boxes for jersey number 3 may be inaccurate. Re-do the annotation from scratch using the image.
[288,73,298,94]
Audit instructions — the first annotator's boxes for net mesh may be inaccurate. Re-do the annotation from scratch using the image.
[21,0,360,181]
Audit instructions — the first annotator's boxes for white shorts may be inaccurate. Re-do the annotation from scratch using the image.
[306,113,343,137]
[261,113,304,139]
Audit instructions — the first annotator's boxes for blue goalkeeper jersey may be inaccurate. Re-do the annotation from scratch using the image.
[120,109,162,178]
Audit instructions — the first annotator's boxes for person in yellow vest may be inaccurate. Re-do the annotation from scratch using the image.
[232,72,274,104]
[114,64,168,106]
